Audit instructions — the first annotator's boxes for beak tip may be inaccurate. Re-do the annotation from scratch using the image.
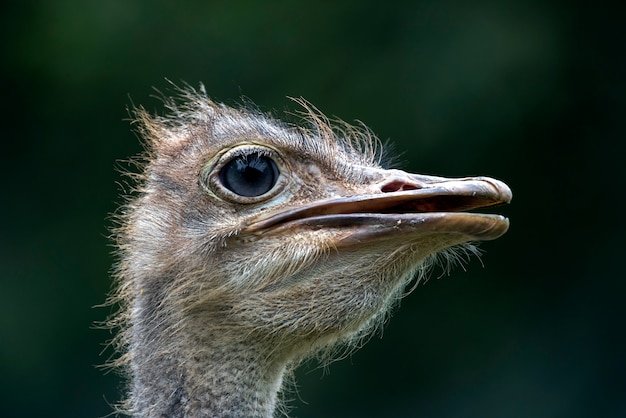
[486,177,513,204]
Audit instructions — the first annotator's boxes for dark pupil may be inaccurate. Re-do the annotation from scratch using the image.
[219,152,279,197]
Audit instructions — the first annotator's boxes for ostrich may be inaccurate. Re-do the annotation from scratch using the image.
[107,85,511,417]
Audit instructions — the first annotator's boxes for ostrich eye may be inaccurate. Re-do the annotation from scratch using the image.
[219,152,280,197]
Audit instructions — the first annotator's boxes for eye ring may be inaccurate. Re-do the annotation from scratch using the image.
[201,144,288,204]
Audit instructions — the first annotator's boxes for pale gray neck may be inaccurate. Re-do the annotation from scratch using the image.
[129,311,287,417]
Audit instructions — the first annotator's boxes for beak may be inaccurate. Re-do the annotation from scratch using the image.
[244,170,512,247]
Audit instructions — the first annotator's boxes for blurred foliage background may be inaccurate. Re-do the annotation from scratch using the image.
[1,0,624,417]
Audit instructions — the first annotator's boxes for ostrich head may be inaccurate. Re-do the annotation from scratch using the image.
[108,85,511,417]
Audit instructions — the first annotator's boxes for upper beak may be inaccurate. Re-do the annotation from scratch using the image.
[244,170,512,246]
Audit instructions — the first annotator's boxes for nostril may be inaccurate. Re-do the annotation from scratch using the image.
[380,181,420,193]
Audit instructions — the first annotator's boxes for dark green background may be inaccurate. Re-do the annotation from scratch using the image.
[2,1,624,417]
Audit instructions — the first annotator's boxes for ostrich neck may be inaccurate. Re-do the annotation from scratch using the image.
[130,311,287,417]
